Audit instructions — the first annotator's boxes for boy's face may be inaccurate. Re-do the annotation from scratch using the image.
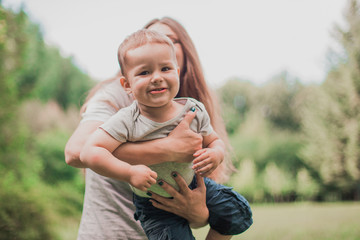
[121,43,180,108]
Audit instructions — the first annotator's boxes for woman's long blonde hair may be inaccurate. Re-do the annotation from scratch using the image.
[82,17,235,183]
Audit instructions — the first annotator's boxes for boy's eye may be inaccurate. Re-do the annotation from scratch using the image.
[139,71,149,76]
[162,67,170,71]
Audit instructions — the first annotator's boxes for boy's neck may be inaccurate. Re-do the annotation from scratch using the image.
[138,100,183,123]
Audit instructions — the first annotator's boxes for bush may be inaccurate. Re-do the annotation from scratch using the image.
[0,178,55,240]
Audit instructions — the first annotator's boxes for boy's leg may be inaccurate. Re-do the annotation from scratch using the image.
[133,194,195,240]
[201,178,253,236]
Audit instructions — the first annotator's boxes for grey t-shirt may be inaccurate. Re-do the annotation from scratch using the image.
[78,80,147,240]
[100,97,213,198]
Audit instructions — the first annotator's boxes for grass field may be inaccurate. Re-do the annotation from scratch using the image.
[192,202,360,240]
[60,202,360,239]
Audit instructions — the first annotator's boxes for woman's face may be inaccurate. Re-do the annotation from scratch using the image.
[148,23,185,74]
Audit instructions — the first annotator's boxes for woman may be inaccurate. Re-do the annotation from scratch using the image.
[65,17,235,240]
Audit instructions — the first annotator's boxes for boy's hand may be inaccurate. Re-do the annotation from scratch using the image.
[128,165,157,191]
[192,148,222,177]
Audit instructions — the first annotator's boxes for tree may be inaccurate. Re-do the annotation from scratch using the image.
[300,0,360,200]
[260,71,303,131]
[217,78,258,134]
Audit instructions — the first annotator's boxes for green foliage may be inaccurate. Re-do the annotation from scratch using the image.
[29,49,93,109]
[218,72,303,135]
[0,5,86,238]
[260,72,303,131]
[0,176,55,240]
[0,5,22,160]
[296,168,320,200]
[228,109,308,202]
[35,130,80,184]
[218,78,257,134]
[226,0,360,202]
[0,4,94,109]
[299,0,360,200]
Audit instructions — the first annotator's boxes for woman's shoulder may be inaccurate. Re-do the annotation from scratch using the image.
[92,79,133,108]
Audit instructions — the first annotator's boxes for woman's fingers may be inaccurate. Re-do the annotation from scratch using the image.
[149,198,171,212]
[158,179,180,198]
[179,109,197,128]
[148,172,190,209]
[171,171,191,194]
[148,191,174,207]
[149,172,209,227]
[169,109,197,136]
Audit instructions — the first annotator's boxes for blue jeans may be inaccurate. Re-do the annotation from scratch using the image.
[133,177,253,240]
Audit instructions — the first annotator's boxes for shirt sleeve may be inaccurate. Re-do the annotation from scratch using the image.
[99,102,137,143]
[99,112,128,143]
[190,99,214,136]
[81,81,132,123]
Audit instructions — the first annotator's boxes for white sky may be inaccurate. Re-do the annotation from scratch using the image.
[3,0,347,88]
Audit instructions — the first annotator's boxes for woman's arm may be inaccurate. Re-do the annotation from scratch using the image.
[65,120,103,168]
[112,110,203,165]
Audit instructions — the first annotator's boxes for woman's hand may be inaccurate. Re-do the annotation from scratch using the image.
[166,110,203,163]
[148,172,209,228]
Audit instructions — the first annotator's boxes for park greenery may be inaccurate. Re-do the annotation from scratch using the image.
[0,0,360,239]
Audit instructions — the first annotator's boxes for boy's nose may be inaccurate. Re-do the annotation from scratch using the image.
[151,72,163,83]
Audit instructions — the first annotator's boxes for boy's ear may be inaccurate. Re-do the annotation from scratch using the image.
[120,77,132,94]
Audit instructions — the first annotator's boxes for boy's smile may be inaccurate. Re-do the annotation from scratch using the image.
[149,88,168,94]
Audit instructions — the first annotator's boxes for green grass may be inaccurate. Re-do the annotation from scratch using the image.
[192,202,360,240]
[59,202,360,240]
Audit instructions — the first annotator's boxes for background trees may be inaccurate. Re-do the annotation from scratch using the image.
[0,5,94,239]
[299,0,360,200]
[223,0,360,202]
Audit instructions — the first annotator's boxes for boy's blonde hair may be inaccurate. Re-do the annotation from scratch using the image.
[117,29,176,77]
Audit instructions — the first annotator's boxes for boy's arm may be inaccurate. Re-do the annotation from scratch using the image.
[192,132,225,177]
[80,129,157,191]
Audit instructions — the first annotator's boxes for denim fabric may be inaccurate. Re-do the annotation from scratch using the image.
[203,177,253,235]
[133,176,253,240]
[133,195,195,240]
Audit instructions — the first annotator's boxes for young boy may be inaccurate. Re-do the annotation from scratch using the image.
[80,29,252,240]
